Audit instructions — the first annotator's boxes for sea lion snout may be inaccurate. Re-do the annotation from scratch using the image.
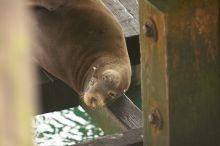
[83,93,105,109]
[83,69,123,108]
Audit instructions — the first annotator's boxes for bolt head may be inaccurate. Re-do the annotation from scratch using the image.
[143,17,158,42]
[148,113,154,123]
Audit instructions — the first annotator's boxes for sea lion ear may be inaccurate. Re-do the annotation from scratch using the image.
[27,0,65,11]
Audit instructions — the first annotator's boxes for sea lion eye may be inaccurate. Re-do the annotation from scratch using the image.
[108,91,116,98]
[102,75,108,81]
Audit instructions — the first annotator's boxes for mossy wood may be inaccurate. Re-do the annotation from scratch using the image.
[140,0,220,146]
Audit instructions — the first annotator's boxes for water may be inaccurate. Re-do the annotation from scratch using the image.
[33,106,105,146]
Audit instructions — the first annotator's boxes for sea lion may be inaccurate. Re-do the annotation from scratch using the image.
[29,0,131,108]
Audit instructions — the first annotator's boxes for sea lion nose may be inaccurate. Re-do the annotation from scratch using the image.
[90,96,97,104]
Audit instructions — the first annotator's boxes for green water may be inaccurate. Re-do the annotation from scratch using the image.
[33,106,104,146]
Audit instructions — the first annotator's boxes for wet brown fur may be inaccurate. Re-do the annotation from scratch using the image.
[30,0,131,108]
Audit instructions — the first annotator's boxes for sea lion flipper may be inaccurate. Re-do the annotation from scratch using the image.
[27,0,66,11]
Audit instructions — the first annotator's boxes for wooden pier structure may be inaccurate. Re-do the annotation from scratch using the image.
[0,0,219,146]
[38,0,220,146]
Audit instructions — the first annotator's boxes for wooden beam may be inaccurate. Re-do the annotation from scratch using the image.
[73,128,143,146]
[81,94,143,134]
[0,1,37,145]
[140,0,220,146]
[102,0,139,37]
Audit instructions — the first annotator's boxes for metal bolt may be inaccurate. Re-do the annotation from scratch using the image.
[143,17,158,42]
[148,108,162,129]
[148,113,154,123]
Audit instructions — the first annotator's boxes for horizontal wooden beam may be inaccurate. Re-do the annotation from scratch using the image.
[108,94,142,129]
[80,93,143,134]
[102,0,139,37]
[73,128,143,146]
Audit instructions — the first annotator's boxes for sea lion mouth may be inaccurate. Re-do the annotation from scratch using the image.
[82,91,123,109]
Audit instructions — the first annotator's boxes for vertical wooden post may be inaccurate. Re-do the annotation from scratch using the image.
[0,0,37,146]
[140,0,220,146]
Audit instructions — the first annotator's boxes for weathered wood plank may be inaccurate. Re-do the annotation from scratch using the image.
[0,1,37,145]
[108,94,142,129]
[140,0,220,146]
[73,128,143,146]
[81,93,143,134]
[102,0,139,37]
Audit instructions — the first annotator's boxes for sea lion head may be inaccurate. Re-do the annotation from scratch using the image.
[83,68,123,108]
